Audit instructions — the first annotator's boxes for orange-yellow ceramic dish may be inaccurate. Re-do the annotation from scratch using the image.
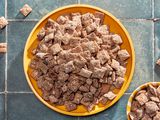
[127,82,160,120]
[23,4,135,116]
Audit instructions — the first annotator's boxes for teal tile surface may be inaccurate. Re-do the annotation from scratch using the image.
[7,93,77,120]
[0,28,5,92]
[7,21,37,92]
[154,0,160,18]
[0,0,5,16]
[79,95,129,120]
[121,20,153,93]
[7,0,78,19]
[154,21,160,82]
[80,0,152,19]
[0,94,5,120]
[0,53,5,92]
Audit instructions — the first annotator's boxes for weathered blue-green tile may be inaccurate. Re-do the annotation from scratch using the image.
[0,28,6,92]
[0,94,5,120]
[154,0,160,18]
[7,0,77,19]
[0,27,5,40]
[7,93,78,120]
[0,0,5,16]
[79,116,95,120]
[0,0,6,40]
[0,53,5,92]
[120,20,153,93]
[80,0,151,19]
[7,21,37,91]
[154,21,160,82]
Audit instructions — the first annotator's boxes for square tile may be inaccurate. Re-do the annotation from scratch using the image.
[154,0,160,18]
[7,21,37,92]
[0,0,5,17]
[154,21,160,82]
[0,94,5,120]
[7,93,78,120]
[79,94,129,120]
[80,0,152,19]
[121,20,153,93]
[0,29,6,92]
[7,0,78,19]
[0,53,5,92]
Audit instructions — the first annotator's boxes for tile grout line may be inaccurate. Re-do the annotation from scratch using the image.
[7,91,33,94]
[119,18,155,21]
[5,0,8,120]
[78,0,80,4]
[0,91,33,94]
[153,22,155,82]
[4,0,7,93]
[0,92,5,94]
[8,19,39,22]
[4,92,7,120]
[151,0,154,19]
[152,0,155,82]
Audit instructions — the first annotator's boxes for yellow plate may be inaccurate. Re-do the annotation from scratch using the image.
[23,4,135,116]
[126,82,160,120]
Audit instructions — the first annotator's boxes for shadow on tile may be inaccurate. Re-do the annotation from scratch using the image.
[15,12,27,19]
[154,64,160,80]
[0,29,4,34]
[0,29,5,41]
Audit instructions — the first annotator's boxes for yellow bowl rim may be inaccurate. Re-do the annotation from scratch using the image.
[23,4,135,116]
[126,82,160,120]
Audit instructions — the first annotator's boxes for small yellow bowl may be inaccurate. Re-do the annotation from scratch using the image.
[126,82,160,120]
[23,4,135,116]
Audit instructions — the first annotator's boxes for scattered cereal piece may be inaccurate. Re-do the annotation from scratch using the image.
[0,43,7,53]
[0,17,8,29]
[20,4,32,16]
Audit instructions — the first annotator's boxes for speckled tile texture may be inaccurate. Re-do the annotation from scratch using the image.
[0,0,159,120]
[7,21,37,92]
